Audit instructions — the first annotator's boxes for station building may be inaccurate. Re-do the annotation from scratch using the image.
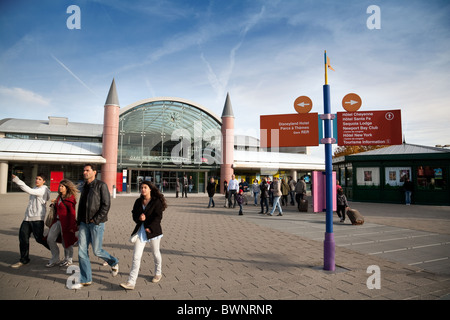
[333,143,450,205]
[0,80,324,194]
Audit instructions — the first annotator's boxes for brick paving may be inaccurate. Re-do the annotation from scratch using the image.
[0,192,449,301]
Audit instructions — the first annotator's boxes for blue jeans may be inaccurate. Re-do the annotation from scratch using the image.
[208,196,215,207]
[269,196,283,215]
[253,192,259,205]
[78,222,118,283]
[405,191,412,205]
[289,191,295,205]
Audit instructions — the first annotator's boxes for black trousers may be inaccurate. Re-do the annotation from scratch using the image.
[18,220,50,264]
[228,190,237,208]
[337,205,346,220]
[295,193,304,210]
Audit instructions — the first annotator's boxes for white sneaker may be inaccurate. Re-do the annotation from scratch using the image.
[120,282,135,290]
[11,262,24,268]
[67,282,91,290]
[111,264,119,277]
[59,260,72,267]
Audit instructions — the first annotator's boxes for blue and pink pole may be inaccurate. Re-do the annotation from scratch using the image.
[323,51,335,271]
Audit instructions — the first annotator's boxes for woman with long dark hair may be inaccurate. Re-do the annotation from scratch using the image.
[46,179,79,267]
[120,181,167,290]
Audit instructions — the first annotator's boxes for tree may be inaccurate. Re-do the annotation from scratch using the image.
[333,145,388,158]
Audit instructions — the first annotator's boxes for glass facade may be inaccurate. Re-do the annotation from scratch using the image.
[118,99,222,192]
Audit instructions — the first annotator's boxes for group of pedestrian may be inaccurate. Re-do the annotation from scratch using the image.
[218,174,245,215]
[10,163,165,291]
[175,175,194,198]
[258,176,307,215]
[216,174,308,217]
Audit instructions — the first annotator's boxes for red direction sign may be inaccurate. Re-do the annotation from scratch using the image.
[337,110,402,146]
[260,113,319,147]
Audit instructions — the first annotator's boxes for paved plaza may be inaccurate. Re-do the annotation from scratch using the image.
[0,192,449,301]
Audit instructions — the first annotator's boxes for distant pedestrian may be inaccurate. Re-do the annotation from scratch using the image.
[239,178,249,205]
[207,177,216,208]
[176,178,180,198]
[182,175,188,198]
[281,178,289,206]
[252,179,260,206]
[288,177,296,205]
[403,177,413,205]
[10,174,50,268]
[120,181,166,290]
[268,177,283,216]
[236,189,244,215]
[268,178,273,206]
[71,163,119,289]
[336,188,348,223]
[239,179,249,193]
[227,174,239,208]
[259,178,269,214]
[336,181,343,193]
[295,177,307,211]
[223,180,229,208]
[46,179,78,267]
[188,176,194,193]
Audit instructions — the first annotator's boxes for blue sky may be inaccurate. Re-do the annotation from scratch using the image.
[1,0,450,157]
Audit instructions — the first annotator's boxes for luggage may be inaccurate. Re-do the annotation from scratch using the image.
[298,199,308,212]
[346,207,364,225]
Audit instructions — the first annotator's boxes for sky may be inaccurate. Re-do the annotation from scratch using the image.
[1,0,450,159]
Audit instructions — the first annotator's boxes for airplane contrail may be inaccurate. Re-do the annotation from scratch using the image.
[50,54,98,97]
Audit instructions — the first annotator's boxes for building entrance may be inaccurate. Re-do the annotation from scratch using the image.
[128,169,210,194]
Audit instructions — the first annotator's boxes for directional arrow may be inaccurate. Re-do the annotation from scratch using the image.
[294,96,313,114]
[385,112,395,120]
[344,100,358,105]
[342,93,362,112]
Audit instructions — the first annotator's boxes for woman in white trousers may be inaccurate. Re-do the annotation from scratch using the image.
[120,181,167,290]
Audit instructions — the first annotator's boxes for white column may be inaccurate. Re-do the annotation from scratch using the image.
[0,162,9,194]
[291,170,297,181]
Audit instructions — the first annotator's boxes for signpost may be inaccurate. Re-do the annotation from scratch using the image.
[259,50,403,272]
[322,51,335,271]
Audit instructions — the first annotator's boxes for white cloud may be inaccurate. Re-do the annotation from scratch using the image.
[0,86,51,107]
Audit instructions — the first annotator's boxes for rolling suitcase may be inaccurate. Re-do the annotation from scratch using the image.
[346,207,364,225]
[298,199,308,212]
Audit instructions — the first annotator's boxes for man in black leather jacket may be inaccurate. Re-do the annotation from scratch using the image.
[69,164,119,289]
[77,177,111,225]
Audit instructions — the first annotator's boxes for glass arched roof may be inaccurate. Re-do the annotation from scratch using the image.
[118,98,222,168]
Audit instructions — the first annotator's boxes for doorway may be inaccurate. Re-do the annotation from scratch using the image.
[128,169,206,193]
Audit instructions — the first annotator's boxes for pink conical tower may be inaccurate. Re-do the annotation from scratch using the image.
[101,79,120,194]
[220,93,235,194]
